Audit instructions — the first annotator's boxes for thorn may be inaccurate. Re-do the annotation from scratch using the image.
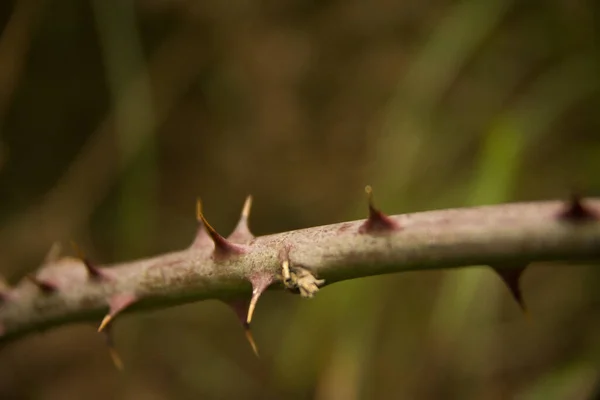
[195,199,247,258]
[103,328,124,371]
[190,198,214,249]
[228,195,255,244]
[71,241,106,280]
[358,185,401,234]
[43,242,62,264]
[226,299,261,357]
[247,274,274,326]
[98,293,137,332]
[491,265,528,314]
[558,194,598,222]
[26,274,57,293]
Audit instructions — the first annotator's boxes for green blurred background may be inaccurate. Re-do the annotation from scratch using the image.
[0,0,599,399]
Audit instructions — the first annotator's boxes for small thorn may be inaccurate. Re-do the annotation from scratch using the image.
[103,328,124,371]
[225,298,261,357]
[228,195,255,244]
[358,185,400,234]
[43,242,62,264]
[191,198,213,249]
[71,241,105,280]
[241,195,252,220]
[26,275,57,293]
[558,194,598,222]
[98,293,137,332]
[491,265,528,313]
[195,199,247,257]
[247,274,274,325]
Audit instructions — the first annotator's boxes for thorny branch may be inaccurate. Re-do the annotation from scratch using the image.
[0,189,599,365]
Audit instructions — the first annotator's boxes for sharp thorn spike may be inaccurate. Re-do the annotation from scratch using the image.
[491,265,528,314]
[225,298,261,357]
[98,315,113,333]
[26,275,57,293]
[98,293,137,332]
[359,185,400,234]
[228,195,255,244]
[242,195,252,220]
[246,274,274,325]
[246,293,259,326]
[195,199,247,257]
[190,198,213,249]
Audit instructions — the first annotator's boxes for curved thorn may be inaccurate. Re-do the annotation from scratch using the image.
[190,198,213,249]
[98,293,137,332]
[246,275,274,325]
[195,199,246,257]
[359,185,400,233]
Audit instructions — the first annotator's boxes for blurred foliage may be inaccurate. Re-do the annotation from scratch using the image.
[0,0,600,399]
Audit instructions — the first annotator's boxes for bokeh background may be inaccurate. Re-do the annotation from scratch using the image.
[0,0,599,399]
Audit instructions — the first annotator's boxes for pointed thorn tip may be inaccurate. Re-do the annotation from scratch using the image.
[242,195,253,220]
[228,195,255,244]
[359,185,400,234]
[199,208,247,256]
[98,293,137,332]
[98,315,112,333]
